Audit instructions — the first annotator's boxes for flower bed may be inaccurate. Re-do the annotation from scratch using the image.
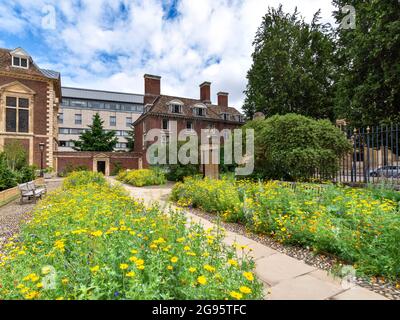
[0,172,262,300]
[117,169,166,187]
[171,177,400,280]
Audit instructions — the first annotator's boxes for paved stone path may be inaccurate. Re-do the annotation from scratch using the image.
[108,178,388,300]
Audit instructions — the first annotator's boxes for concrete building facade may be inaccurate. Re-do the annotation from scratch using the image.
[59,87,144,151]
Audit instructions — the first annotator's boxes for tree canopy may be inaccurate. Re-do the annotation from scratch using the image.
[243,5,336,121]
[73,113,118,152]
[332,0,400,127]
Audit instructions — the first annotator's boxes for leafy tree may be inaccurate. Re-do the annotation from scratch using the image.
[3,140,27,171]
[73,113,118,152]
[243,114,352,181]
[126,126,135,152]
[333,0,400,126]
[243,5,336,120]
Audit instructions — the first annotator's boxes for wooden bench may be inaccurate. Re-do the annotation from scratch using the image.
[18,181,47,204]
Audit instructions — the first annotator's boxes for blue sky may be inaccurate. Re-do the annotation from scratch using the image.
[0,0,336,109]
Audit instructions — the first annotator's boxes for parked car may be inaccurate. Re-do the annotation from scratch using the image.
[369,166,400,178]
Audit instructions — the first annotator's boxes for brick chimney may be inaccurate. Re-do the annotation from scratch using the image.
[144,74,161,103]
[200,81,211,104]
[217,92,229,107]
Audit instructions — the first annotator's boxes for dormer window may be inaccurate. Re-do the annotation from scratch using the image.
[193,103,207,117]
[168,100,184,114]
[221,113,230,121]
[170,104,182,114]
[12,55,29,69]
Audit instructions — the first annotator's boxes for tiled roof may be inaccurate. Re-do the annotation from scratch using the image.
[144,94,242,122]
[0,48,60,80]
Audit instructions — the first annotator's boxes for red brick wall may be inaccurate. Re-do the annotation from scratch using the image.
[0,75,52,169]
[56,152,142,175]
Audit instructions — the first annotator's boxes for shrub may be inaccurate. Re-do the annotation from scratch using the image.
[171,178,400,279]
[63,171,106,189]
[17,165,38,184]
[244,114,352,181]
[164,164,199,182]
[0,179,263,300]
[117,169,166,187]
[0,153,17,191]
[111,162,124,176]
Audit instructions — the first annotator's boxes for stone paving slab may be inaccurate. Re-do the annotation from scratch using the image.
[267,274,345,300]
[111,178,388,300]
[331,286,388,300]
[255,254,316,286]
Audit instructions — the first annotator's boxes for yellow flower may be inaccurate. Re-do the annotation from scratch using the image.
[62,278,69,285]
[56,297,64,300]
[228,259,238,267]
[203,264,216,273]
[239,286,252,294]
[230,291,243,300]
[135,259,144,266]
[25,291,39,300]
[177,237,185,243]
[243,272,254,281]
[184,246,190,251]
[126,271,136,278]
[171,256,178,263]
[36,283,44,289]
[120,263,129,270]
[91,230,103,237]
[90,265,100,273]
[189,267,197,273]
[197,275,207,285]
[130,249,138,254]
[167,265,173,270]
[137,265,145,270]
[17,250,26,255]
[129,256,138,262]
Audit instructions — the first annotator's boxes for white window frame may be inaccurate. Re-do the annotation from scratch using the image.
[11,55,29,69]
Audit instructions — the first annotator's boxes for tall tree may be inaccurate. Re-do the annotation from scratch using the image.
[333,0,400,127]
[126,125,135,152]
[73,113,118,152]
[243,5,336,120]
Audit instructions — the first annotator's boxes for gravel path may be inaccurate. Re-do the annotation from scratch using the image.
[0,179,63,252]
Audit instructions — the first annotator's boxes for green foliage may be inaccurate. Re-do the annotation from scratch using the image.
[111,162,124,176]
[3,141,28,171]
[172,178,400,279]
[243,5,335,120]
[59,164,88,177]
[0,153,17,191]
[117,169,166,187]
[164,164,199,182]
[0,178,263,300]
[63,171,106,189]
[126,127,135,152]
[17,166,38,184]
[244,114,352,181]
[333,0,400,126]
[73,113,118,152]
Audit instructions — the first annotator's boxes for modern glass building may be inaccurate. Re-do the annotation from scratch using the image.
[59,87,144,151]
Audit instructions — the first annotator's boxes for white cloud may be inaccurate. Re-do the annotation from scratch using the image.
[0,0,337,110]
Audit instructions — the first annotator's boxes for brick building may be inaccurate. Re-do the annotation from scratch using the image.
[0,47,61,169]
[134,74,244,165]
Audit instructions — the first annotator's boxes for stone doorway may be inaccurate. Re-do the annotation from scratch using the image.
[93,154,110,176]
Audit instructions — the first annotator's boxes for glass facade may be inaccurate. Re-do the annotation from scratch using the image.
[62,98,143,113]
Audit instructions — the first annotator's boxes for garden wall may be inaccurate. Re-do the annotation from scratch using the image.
[55,151,144,176]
